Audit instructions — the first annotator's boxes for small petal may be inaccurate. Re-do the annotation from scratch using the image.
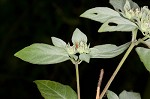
[51,37,66,48]
[66,44,76,55]
[79,53,90,63]
[72,28,87,44]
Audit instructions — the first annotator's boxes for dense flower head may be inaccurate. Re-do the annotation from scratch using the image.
[122,0,150,38]
[66,43,76,55]
[65,41,90,55]
[76,40,90,54]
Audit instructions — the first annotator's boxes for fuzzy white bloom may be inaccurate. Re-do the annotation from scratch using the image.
[66,41,90,55]
[123,3,150,37]
[76,41,90,54]
[66,43,76,55]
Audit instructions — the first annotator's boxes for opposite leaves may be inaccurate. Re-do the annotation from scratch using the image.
[15,28,130,64]
[107,90,141,99]
[80,6,137,33]
[34,80,77,99]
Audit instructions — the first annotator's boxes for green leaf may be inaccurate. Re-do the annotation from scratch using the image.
[98,17,137,32]
[34,80,77,99]
[72,28,87,44]
[90,42,130,58]
[79,53,90,63]
[107,90,119,99]
[80,7,120,23]
[109,0,139,12]
[119,90,141,99]
[109,0,126,12]
[51,37,66,48]
[144,39,150,48]
[14,43,70,64]
[136,47,150,72]
[124,0,139,10]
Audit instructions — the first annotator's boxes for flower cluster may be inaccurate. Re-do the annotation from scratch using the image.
[66,41,90,55]
[123,0,150,37]
[51,28,92,63]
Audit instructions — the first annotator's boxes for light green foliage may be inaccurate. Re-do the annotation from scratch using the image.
[80,7,120,23]
[107,90,119,99]
[90,42,130,58]
[14,0,150,99]
[109,0,139,13]
[51,37,66,48]
[34,80,77,99]
[72,28,87,45]
[81,0,150,38]
[81,0,150,73]
[107,90,141,99]
[119,90,141,99]
[98,17,137,32]
[110,0,150,38]
[14,44,69,64]
[145,39,150,48]
[109,0,126,12]
[79,53,90,63]
[15,28,129,64]
[136,47,150,72]
[80,4,137,33]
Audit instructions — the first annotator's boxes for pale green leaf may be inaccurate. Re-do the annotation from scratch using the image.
[90,42,130,58]
[124,0,131,11]
[79,53,90,63]
[119,90,141,99]
[98,17,137,32]
[107,90,119,99]
[80,7,120,23]
[51,37,66,48]
[144,39,150,48]
[34,80,77,99]
[136,47,150,72]
[109,0,139,12]
[14,43,70,64]
[109,0,126,12]
[72,28,87,44]
[124,0,139,10]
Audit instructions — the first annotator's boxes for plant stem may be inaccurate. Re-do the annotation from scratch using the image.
[99,42,135,99]
[96,69,104,99]
[75,63,80,99]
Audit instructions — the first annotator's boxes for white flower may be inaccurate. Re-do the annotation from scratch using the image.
[51,28,91,63]
[66,43,76,55]
[122,0,150,38]
[76,41,90,54]
[51,28,129,63]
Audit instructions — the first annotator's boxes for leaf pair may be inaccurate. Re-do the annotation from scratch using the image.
[15,28,130,64]
[107,90,141,99]
[80,7,137,33]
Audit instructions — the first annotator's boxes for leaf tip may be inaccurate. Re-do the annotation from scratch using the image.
[14,51,21,58]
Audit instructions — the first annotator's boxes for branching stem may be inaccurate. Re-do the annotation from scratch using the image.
[99,42,135,99]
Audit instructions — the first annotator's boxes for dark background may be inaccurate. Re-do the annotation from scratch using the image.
[0,0,150,99]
